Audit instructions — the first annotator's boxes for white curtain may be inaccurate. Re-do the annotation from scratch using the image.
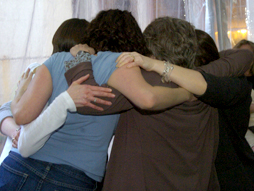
[246,0,254,41]
[0,0,253,155]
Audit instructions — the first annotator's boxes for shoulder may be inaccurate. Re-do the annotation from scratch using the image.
[45,52,73,64]
[51,52,73,61]
[44,52,73,70]
[92,51,121,64]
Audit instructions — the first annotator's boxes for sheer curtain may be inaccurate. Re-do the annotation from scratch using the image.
[0,0,253,157]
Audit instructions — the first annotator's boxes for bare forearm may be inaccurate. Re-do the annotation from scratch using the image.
[108,65,193,110]
[150,59,207,96]
[148,87,192,110]
[1,117,20,138]
[169,65,207,96]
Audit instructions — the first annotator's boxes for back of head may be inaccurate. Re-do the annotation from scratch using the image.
[195,29,219,66]
[52,18,89,54]
[143,17,197,69]
[83,9,151,56]
[234,39,254,76]
[234,39,254,53]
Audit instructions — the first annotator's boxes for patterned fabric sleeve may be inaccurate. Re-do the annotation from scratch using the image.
[64,51,91,71]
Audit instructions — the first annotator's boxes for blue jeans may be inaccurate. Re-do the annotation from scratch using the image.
[0,152,97,191]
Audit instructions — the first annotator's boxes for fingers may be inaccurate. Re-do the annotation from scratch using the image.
[77,91,113,106]
[20,68,29,79]
[116,52,130,62]
[90,97,112,105]
[18,69,34,89]
[24,68,30,78]
[73,74,90,85]
[27,69,34,80]
[12,138,18,148]
[88,86,113,94]
[84,102,104,111]
[11,128,20,148]
[67,84,115,109]
[73,86,114,108]
[70,44,95,56]
[116,52,138,68]
[81,97,112,106]
[21,68,33,80]
[76,97,111,111]
[82,86,115,98]
[82,44,95,55]
[81,89,115,100]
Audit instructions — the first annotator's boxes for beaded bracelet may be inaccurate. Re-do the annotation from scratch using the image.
[161,61,174,83]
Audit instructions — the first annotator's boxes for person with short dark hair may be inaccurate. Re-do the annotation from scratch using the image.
[195,29,220,66]
[0,18,98,155]
[0,16,117,190]
[52,18,89,54]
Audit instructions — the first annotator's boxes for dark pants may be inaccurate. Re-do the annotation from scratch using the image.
[0,152,97,191]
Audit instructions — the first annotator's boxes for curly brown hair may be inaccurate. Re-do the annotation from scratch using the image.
[83,9,151,56]
[143,17,197,69]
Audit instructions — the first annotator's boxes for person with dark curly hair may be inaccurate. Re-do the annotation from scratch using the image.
[83,10,151,55]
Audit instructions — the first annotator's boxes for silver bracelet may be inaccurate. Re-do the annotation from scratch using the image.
[161,61,174,83]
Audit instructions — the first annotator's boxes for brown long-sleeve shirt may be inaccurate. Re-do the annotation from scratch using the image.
[65,49,253,191]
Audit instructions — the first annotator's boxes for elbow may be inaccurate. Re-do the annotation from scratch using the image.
[19,150,30,158]
[11,103,30,125]
[18,138,29,157]
[18,146,30,158]
[11,106,23,125]
[13,112,25,126]
[136,93,157,110]
[12,108,32,125]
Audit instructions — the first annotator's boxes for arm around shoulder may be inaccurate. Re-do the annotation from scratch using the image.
[198,49,253,77]
[108,65,192,110]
